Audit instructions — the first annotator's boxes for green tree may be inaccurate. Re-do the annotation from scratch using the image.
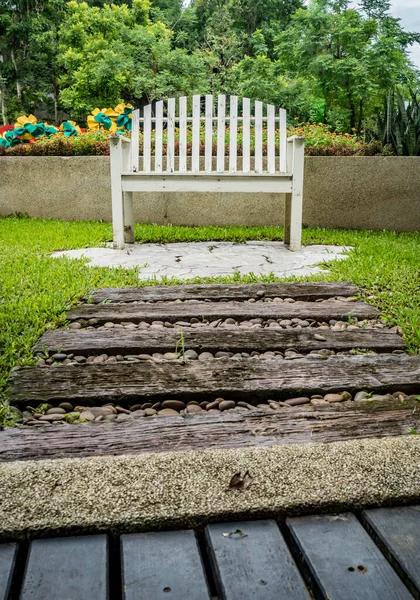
[0,0,66,123]
[275,0,420,132]
[58,0,212,116]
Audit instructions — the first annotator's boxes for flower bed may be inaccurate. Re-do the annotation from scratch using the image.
[0,113,391,157]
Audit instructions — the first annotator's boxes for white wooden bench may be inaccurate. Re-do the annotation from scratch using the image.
[110,95,304,250]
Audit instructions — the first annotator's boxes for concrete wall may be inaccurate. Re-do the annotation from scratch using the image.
[0,156,419,231]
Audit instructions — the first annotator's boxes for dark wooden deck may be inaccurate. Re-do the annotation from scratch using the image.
[1,506,419,599]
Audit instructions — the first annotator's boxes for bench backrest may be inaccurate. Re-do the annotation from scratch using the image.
[130,95,287,175]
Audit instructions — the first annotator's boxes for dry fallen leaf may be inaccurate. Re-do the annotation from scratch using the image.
[228,470,254,491]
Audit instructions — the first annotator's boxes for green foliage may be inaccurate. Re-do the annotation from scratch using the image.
[274,0,420,133]
[0,121,373,156]
[0,0,420,138]
[57,0,211,116]
[375,89,420,156]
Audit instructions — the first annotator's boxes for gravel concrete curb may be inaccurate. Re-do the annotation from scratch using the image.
[1,436,420,540]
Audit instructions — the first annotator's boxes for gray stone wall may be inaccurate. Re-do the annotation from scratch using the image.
[0,156,419,231]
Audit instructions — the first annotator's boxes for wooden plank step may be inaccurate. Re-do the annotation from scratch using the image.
[205,520,310,599]
[34,327,404,356]
[362,506,420,598]
[0,544,17,600]
[67,300,379,324]
[20,535,108,600]
[121,530,211,599]
[1,398,419,462]
[287,513,414,600]
[91,282,359,303]
[9,355,420,406]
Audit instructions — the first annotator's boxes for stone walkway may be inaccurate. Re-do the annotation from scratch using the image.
[54,242,350,280]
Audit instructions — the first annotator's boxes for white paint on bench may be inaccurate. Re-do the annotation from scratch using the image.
[110,95,305,250]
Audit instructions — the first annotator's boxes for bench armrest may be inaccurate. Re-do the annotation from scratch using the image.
[110,134,131,145]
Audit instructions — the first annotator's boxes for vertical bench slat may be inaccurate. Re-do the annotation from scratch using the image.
[130,109,139,172]
[154,100,163,173]
[167,98,175,173]
[280,108,287,173]
[267,104,275,174]
[229,95,238,173]
[179,96,187,173]
[192,94,201,173]
[255,100,263,173]
[242,97,251,173]
[143,104,151,172]
[217,94,226,172]
[205,94,213,173]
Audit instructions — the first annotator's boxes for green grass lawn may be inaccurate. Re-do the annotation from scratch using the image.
[1,216,419,425]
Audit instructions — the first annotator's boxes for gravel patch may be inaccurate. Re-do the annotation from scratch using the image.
[1,436,419,538]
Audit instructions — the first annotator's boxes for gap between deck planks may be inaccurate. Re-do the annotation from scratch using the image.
[67,300,379,324]
[34,327,404,356]
[1,399,419,462]
[90,281,359,303]
[9,355,420,406]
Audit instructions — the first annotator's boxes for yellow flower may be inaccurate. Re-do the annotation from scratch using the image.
[14,114,37,127]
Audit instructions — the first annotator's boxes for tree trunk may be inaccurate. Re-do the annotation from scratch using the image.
[357,99,363,137]
[10,48,22,102]
[0,85,8,125]
[53,87,59,125]
[350,102,355,131]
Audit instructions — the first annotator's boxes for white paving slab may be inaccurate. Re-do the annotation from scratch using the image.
[53,242,350,280]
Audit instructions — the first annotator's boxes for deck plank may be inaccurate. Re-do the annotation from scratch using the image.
[287,513,414,600]
[1,398,419,462]
[205,520,310,600]
[363,506,420,598]
[20,535,108,600]
[34,327,404,356]
[67,300,379,324]
[9,355,420,405]
[121,530,210,600]
[0,544,17,600]
[90,282,359,303]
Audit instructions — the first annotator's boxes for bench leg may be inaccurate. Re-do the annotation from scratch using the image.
[110,137,125,249]
[284,193,292,245]
[288,138,304,252]
[289,190,302,252]
[123,192,134,244]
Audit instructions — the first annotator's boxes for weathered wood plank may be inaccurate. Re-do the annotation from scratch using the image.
[68,300,378,325]
[9,355,420,406]
[0,543,17,600]
[20,535,108,600]
[34,327,404,356]
[362,506,420,598]
[205,520,310,600]
[90,282,359,303]
[121,530,211,600]
[1,399,419,462]
[287,513,414,600]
